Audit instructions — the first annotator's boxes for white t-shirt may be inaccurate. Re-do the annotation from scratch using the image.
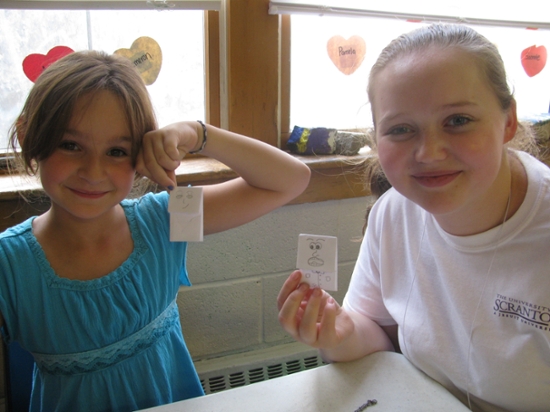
[343,151,550,412]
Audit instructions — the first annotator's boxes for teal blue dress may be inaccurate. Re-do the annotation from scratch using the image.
[0,192,204,412]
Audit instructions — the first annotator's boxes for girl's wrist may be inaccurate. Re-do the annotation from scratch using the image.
[189,120,208,154]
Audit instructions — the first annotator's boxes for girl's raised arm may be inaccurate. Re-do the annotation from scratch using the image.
[137,121,311,235]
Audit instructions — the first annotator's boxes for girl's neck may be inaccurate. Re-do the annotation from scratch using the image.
[34,204,127,244]
[32,204,134,281]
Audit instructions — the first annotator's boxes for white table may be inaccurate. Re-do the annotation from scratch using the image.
[140,351,470,412]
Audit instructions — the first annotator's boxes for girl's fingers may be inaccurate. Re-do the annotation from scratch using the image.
[277,273,343,348]
[277,271,303,311]
[138,131,178,188]
[317,298,338,347]
[278,282,309,337]
[298,288,324,345]
[135,151,152,180]
[139,134,165,180]
[150,131,180,169]
[163,170,176,190]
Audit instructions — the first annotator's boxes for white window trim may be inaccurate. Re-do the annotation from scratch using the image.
[0,1,226,122]
[0,0,220,11]
[268,0,550,30]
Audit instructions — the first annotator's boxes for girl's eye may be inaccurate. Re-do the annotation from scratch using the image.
[58,141,79,151]
[387,125,412,135]
[447,115,472,127]
[108,148,129,157]
[381,125,414,140]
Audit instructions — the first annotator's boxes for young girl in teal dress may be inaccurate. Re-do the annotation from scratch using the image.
[0,50,310,412]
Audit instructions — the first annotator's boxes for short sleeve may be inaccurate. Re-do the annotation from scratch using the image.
[127,192,191,287]
[342,195,396,326]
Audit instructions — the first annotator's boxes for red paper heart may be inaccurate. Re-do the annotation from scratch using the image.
[521,45,547,77]
[22,46,74,82]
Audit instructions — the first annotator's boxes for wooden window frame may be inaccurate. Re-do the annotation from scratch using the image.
[0,0,370,231]
[201,0,369,202]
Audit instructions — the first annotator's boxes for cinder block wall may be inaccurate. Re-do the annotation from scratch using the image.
[177,196,370,361]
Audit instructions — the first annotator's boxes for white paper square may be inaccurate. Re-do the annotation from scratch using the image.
[296,234,338,291]
[169,187,203,242]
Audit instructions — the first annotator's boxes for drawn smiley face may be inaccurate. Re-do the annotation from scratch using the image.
[175,190,194,209]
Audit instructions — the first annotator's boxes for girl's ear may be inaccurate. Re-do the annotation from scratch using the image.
[503,100,518,144]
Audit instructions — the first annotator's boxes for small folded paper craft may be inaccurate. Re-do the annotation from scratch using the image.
[296,233,338,291]
[168,186,203,242]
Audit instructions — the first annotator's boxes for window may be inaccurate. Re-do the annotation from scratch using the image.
[0,1,220,152]
[270,1,550,130]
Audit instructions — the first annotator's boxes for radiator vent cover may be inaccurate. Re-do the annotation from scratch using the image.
[197,345,326,395]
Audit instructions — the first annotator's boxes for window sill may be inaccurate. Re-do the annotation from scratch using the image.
[173,153,370,205]
[0,153,371,232]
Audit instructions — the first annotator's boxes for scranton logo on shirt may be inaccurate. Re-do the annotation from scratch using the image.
[494,294,550,331]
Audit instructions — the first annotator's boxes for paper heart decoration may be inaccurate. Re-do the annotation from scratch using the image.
[114,37,162,85]
[22,46,74,82]
[521,45,547,77]
[327,35,366,75]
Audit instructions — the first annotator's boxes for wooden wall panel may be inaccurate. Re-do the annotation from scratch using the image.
[225,0,281,146]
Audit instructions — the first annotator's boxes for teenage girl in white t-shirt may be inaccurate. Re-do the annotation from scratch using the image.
[277,24,550,412]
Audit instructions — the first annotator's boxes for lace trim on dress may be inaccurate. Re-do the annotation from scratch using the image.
[32,300,179,376]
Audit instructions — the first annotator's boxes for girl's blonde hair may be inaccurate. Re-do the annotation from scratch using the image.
[368,24,514,119]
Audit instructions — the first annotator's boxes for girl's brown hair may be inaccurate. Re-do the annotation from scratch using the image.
[9,50,157,176]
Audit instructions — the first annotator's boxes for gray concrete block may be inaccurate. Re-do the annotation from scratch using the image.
[186,201,350,284]
[177,279,262,359]
[262,272,294,344]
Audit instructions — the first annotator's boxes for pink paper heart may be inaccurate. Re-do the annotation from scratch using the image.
[326,35,366,75]
[22,46,74,82]
[521,45,547,77]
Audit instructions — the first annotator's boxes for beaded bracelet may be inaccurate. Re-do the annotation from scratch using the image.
[189,120,208,154]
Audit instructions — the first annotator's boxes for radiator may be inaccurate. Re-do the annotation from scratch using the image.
[194,343,326,395]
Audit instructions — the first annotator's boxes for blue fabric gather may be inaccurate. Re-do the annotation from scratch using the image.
[33,300,179,376]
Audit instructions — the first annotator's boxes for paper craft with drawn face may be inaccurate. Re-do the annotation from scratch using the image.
[168,186,203,242]
[296,234,338,291]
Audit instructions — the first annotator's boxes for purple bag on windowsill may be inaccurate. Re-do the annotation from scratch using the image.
[287,126,367,156]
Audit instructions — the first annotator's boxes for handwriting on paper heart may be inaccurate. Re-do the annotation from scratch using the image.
[521,45,547,77]
[22,46,74,82]
[327,35,366,75]
[114,37,162,85]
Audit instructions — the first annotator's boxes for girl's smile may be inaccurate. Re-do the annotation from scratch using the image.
[68,188,110,199]
[411,170,462,188]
